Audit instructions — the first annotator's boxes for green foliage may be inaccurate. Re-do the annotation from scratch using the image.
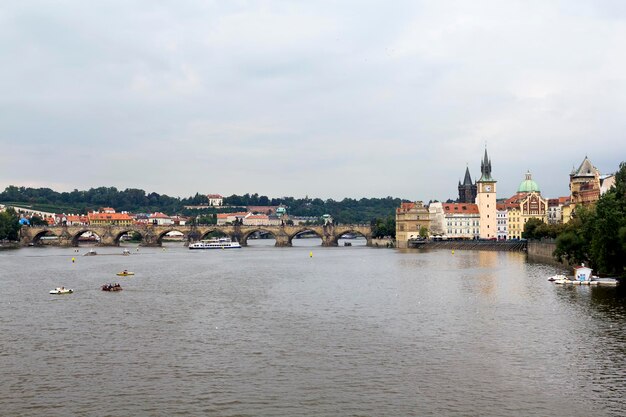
[522,218,567,240]
[1,186,402,224]
[0,208,21,241]
[555,162,626,276]
[371,216,396,238]
[29,216,48,226]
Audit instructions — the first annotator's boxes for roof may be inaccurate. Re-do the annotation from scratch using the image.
[573,157,598,178]
[478,148,496,182]
[443,203,479,214]
[462,166,473,185]
[149,212,170,219]
[518,171,540,193]
[217,212,247,219]
[207,194,223,198]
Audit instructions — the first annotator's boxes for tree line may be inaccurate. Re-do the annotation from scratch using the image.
[0,186,403,229]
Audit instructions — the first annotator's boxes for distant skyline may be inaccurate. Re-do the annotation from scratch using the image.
[1,1,625,201]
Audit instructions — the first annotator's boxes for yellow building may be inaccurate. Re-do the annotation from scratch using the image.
[395,201,431,248]
[88,212,134,226]
[504,172,548,239]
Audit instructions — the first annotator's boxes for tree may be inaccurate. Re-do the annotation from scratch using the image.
[0,208,21,241]
[555,161,626,276]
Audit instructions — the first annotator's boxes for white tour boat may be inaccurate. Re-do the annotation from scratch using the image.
[189,237,241,250]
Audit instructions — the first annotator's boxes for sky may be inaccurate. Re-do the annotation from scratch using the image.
[1,0,625,202]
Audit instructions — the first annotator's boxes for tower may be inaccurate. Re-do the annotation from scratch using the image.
[458,166,477,203]
[476,148,497,239]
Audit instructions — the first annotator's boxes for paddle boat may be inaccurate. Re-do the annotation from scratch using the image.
[50,287,73,294]
[122,249,131,256]
[101,283,123,292]
[84,249,97,256]
[116,270,135,276]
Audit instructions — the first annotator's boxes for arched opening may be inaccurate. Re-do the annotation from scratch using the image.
[290,229,323,247]
[199,229,231,241]
[337,230,368,247]
[116,231,143,246]
[71,230,102,247]
[32,230,60,246]
[242,229,277,247]
[158,230,187,247]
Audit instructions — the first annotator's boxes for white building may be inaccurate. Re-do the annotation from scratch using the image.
[207,194,223,207]
[443,203,480,240]
[428,202,445,236]
[496,204,508,240]
[149,212,173,225]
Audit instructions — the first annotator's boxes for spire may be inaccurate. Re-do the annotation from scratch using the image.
[463,166,473,185]
[478,147,495,182]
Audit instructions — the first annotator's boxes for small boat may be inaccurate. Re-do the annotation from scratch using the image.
[547,274,567,282]
[116,270,135,276]
[101,283,123,291]
[122,249,131,256]
[84,249,97,256]
[50,287,73,294]
[189,237,241,250]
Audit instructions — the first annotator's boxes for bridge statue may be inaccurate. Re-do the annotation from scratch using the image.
[20,223,373,248]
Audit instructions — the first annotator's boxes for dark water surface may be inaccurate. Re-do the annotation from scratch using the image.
[1,243,625,416]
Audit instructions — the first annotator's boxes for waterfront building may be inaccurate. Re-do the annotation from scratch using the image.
[570,156,601,206]
[428,202,446,236]
[503,171,548,239]
[443,203,480,239]
[496,203,508,240]
[395,201,431,248]
[476,148,497,239]
[457,166,477,203]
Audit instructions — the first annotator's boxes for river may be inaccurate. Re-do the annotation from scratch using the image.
[1,241,625,416]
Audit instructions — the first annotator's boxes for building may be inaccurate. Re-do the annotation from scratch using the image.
[88,212,133,226]
[216,212,248,225]
[207,194,223,207]
[395,201,431,248]
[149,212,173,226]
[476,148,497,239]
[443,203,480,239]
[428,202,445,236]
[570,156,601,206]
[503,171,548,239]
[547,196,570,224]
[458,166,477,203]
[496,203,508,240]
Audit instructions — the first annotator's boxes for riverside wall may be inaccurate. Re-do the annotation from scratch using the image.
[526,239,567,266]
[408,240,527,251]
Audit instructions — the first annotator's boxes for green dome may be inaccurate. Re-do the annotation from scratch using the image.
[518,171,540,193]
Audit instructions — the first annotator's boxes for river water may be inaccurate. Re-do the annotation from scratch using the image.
[1,241,625,416]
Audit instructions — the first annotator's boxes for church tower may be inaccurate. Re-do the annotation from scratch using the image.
[458,166,477,203]
[476,148,497,239]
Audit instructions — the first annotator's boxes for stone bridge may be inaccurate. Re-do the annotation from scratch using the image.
[20,224,373,247]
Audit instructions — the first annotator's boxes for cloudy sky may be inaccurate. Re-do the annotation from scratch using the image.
[1,1,625,201]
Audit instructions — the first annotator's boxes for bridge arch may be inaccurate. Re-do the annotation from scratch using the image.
[288,228,324,246]
[198,228,233,241]
[155,228,190,245]
[70,229,104,246]
[332,227,372,247]
[240,228,279,246]
[113,230,144,246]
[32,229,60,245]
